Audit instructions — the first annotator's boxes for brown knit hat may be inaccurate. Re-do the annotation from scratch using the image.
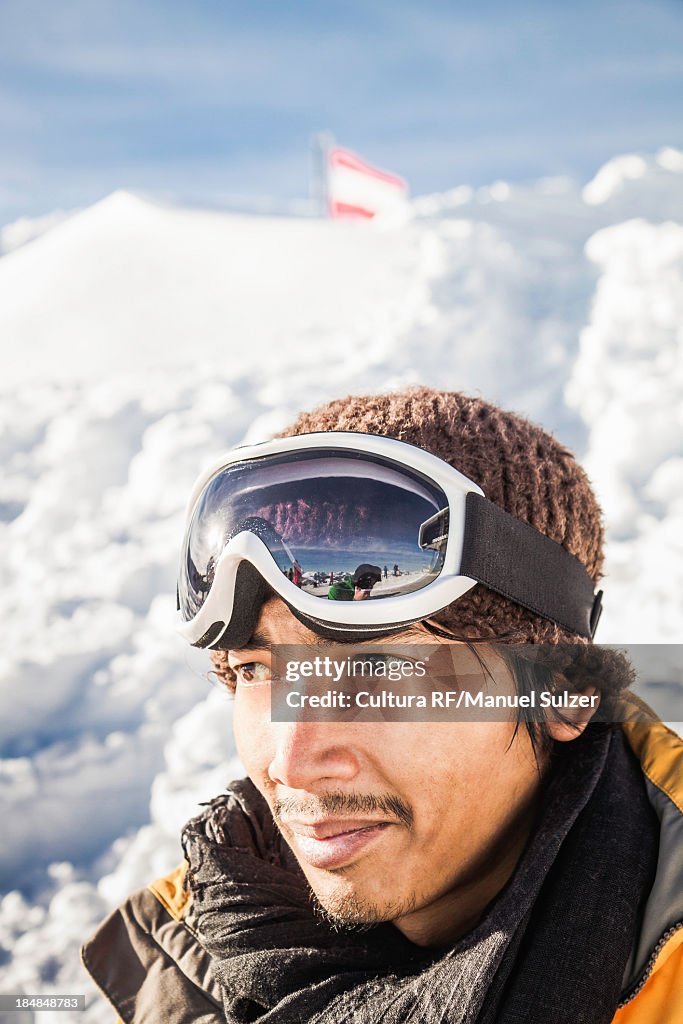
[276,386,604,644]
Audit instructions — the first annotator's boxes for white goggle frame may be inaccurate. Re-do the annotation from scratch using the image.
[177,432,484,646]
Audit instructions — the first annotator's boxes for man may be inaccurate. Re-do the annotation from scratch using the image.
[351,563,382,599]
[328,564,382,601]
[82,387,682,1023]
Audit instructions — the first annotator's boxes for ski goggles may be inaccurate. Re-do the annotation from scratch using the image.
[177,432,603,650]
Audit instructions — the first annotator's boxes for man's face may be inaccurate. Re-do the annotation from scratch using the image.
[229,598,547,946]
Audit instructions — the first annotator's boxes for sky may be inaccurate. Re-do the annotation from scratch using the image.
[0,0,682,225]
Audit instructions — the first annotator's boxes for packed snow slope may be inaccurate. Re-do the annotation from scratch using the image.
[0,147,682,1022]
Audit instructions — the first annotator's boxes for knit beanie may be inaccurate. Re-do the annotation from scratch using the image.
[277,386,604,645]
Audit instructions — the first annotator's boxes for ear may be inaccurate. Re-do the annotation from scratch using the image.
[545,686,601,743]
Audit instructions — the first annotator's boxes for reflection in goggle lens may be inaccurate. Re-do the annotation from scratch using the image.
[180,450,450,619]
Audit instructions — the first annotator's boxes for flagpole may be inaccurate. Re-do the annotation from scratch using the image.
[310,131,334,217]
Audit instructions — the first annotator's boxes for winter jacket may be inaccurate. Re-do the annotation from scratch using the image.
[82,711,683,1023]
[327,575,355,600]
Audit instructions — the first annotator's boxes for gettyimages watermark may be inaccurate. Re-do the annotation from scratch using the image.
[264,644,683,724]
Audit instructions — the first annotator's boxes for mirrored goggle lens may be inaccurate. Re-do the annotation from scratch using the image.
[179,449,450,621]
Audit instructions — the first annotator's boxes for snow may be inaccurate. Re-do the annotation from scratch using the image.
[582,153,649,205]
[0,147,682,1021]
[0,190,425,391]
[0,209,74,256]
[568,215,683,642]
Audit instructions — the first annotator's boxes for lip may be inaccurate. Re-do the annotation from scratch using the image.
[283,818,392,869]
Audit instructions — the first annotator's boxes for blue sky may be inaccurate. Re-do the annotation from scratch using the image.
[0,0,681,225]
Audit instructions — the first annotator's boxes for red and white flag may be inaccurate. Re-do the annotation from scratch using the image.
[326,146,408,220]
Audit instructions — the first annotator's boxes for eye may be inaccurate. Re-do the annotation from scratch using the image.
[348,654,395,678]
[352,653,388,667]
[232,661,272,686]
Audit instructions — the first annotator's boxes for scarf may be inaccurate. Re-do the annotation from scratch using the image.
[181,727,658,1024]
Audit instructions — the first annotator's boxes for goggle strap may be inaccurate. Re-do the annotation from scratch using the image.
[460,493,599,639]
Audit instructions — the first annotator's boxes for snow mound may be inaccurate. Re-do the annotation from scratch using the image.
[582,147,683,221]
[583,154,648,204]
[567,217,683,641]
[0,190,423,390]
[0,208,74,255]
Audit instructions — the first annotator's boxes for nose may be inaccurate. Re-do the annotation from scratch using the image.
[268,719,362,791]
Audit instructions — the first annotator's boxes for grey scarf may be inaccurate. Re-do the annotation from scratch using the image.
[182,726,658,1024]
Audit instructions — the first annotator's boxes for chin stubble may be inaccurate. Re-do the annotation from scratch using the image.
[269,789,415,930]
[309,884,419,933]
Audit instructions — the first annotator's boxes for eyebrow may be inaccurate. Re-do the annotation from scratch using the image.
[230,629,340,653]
[231,629,273,653]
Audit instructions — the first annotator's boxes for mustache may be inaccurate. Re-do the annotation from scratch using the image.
[273,791,413,830]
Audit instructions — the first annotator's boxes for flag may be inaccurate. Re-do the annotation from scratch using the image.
[326,145,408,219]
